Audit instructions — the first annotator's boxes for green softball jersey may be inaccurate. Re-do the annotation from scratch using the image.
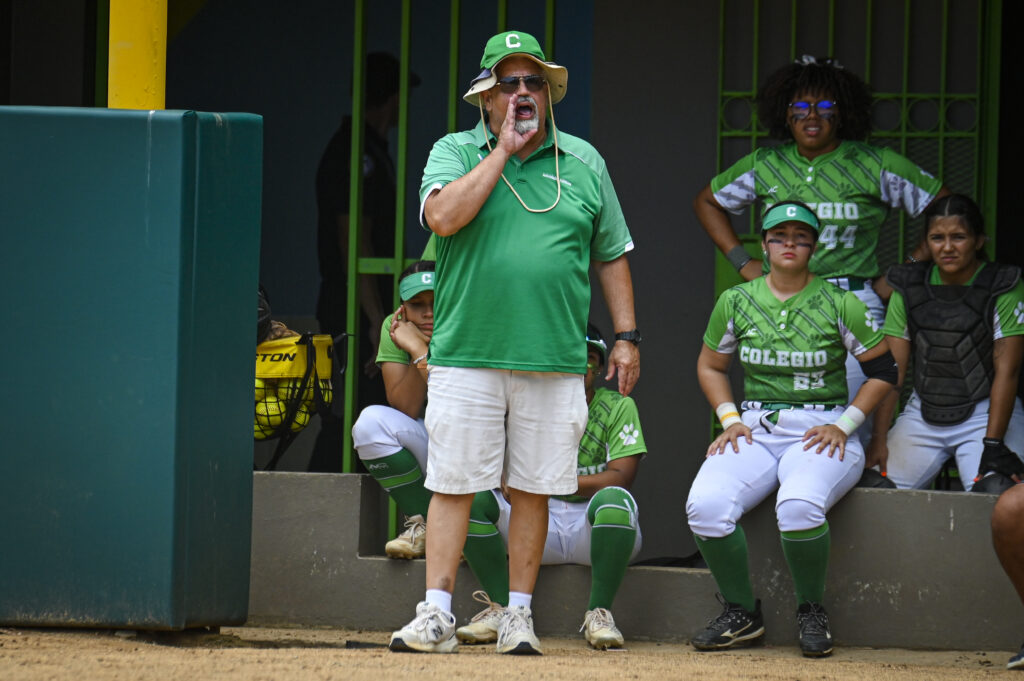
[711,141,944,279]
[375,313,410,364]
[704,277,884,404]
[883,264,1024,340]
[557,387,646,503]
[419,120,633,374]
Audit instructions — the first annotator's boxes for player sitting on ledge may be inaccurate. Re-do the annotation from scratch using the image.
[351,261,435,558]
[686,201,897,658]
[868,194,1024,492]
[455,325,646,650]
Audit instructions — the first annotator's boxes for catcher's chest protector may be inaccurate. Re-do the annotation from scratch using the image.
[887,261,1021,425]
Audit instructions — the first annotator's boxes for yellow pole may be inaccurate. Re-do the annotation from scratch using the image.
[107,0,167,109]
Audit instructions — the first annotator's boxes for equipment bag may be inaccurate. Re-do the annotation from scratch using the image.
[254,332,348,470]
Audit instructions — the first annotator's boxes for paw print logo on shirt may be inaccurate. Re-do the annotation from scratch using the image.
[1014,302,1024,325]
[619,424,639,446]
[864,310,881,332]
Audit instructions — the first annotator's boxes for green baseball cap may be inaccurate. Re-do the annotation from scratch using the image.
[463,30,568,106]
[761,201,820,237]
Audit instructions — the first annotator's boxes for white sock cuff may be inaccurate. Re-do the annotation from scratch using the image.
[508,591,532,609]
[425,588,452,614]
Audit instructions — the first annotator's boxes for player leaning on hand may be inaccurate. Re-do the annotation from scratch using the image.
[455,326,645,651]
[686,202,897,658]
[351,262,435,558]
[388,30,639,655]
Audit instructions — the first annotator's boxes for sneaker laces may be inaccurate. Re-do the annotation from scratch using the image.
[501,606,533,636]
[798,604,829,636]
[705,593,742,627]
[468,590,503,622]
[399,514,426,540]
[581,608,615,632]
[411,603,452,633]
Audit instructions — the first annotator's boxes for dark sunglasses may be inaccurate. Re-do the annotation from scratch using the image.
[496,75,547,94]
[788,100,838,120]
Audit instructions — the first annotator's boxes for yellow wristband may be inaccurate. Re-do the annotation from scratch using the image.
[715,402,742,429]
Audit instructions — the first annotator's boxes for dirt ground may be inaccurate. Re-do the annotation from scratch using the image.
[0,625,1018,681]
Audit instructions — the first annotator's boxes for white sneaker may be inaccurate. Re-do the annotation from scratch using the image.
[385,514,426,559]
[456,590,505,644]
[495,604,542,655]
[388,601,458,653]
[581,608,625,649]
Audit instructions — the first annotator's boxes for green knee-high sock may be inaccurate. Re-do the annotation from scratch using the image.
[780,523,830,605]
[363,449,432,518]
[462,491,509,606]
[693,526,756,613]
[587,489,638,610]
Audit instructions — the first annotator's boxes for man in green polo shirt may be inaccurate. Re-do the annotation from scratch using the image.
[388,30,640,655]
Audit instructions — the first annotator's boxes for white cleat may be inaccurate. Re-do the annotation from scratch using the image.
[581,608,625,649]
[385,514,426,559]
[388,601,458,653]
[456,590,505,644]
[496,604,542,655]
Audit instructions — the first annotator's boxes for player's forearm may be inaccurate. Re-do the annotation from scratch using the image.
[385,371,427,419]
[694,184,743,254]
[988,337,1024,439]
[849,378,896,419]
[423,149,510,236]
[870,386,899,443]
[575,470,631,498]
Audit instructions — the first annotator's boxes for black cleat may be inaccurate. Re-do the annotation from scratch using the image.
[1008,641,1024,670]
[692,593,765,650]
[796,602,834,657]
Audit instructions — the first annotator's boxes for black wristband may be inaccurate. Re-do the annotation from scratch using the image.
[726,245,753,272]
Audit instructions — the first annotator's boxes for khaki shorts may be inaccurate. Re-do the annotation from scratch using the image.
[424,366,586,495]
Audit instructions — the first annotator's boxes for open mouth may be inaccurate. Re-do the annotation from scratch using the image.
[515,97,537,120]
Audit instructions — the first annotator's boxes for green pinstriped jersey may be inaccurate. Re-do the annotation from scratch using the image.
[883,264,1024,340]
[711,141,944,278]
[704,277,884,404]
[556,387,645,503]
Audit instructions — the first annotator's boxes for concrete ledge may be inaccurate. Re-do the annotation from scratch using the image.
[248,473,1024,649]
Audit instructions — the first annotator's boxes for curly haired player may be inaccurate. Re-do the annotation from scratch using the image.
[694,55,948,447]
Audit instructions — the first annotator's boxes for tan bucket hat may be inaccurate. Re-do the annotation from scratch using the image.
[463,30,568,106]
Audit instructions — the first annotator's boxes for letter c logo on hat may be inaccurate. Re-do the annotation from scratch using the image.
[506,34,521,48]
[787,206,797,217]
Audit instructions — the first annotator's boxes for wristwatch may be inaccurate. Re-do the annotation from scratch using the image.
[614,329,643,346]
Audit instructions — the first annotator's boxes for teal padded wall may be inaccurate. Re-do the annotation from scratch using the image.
[0,107,262,629]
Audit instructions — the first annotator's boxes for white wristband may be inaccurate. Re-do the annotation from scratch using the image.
[715,402,742,429]
[833,405,865,436]
[411,352,428,366]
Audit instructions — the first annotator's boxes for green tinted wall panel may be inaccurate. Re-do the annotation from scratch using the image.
[0,107,262,629]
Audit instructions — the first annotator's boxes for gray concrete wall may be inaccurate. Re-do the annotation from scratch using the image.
[249,472,1024,650]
